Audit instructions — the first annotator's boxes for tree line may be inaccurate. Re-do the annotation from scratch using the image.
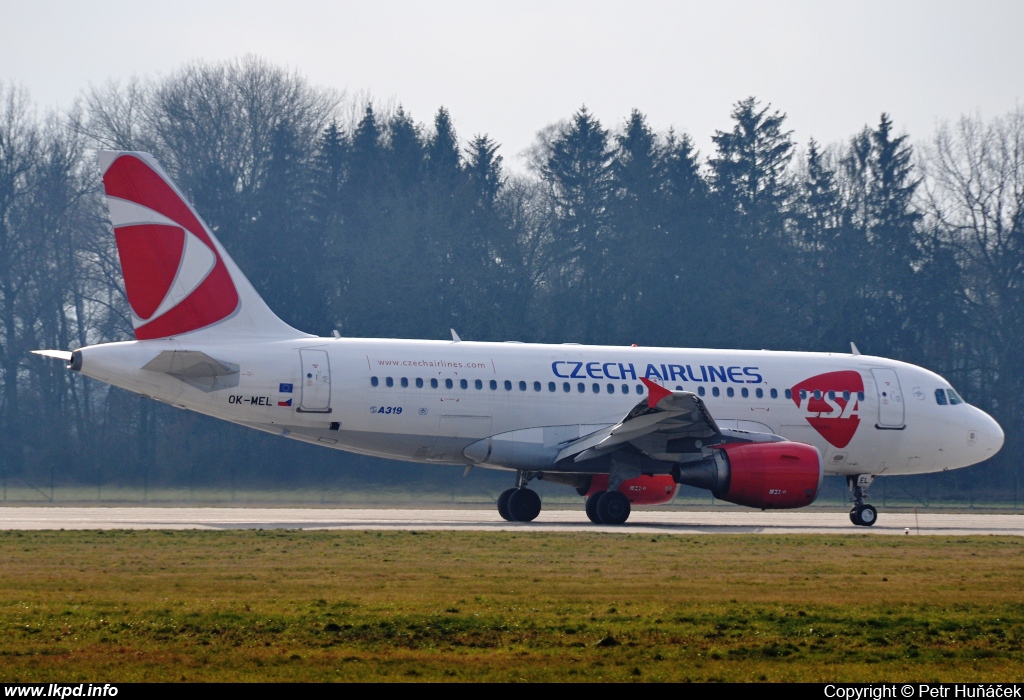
[1,57,1020,499]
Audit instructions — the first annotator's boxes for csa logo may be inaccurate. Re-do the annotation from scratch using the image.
[791,371,864,448]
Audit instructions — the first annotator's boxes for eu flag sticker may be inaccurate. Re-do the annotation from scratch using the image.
[279,383,293,393]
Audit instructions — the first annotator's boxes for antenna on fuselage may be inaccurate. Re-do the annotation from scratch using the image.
[850,342,861,356]
[451,329,462,342]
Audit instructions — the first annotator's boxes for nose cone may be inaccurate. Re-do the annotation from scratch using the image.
[974,408,1005,460]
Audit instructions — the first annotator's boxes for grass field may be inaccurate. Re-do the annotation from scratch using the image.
[0,530,1022,682]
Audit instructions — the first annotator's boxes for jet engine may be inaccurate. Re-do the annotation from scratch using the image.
[581,474,678,505]
[673,442,822,509]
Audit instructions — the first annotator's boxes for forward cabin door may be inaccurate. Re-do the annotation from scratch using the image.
[299,349,331,412]
[871,368,904,428]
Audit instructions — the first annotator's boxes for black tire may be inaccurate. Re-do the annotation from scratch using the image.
[597,491,631,525]
[849,507,862,526]
[508,488,542,522]
[497,488,516,521]
[857,504,878,527]
[585,491,605,524]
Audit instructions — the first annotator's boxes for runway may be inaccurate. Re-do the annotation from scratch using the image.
[0,507,1022,535]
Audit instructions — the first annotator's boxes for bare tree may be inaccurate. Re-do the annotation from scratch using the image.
[922,107,1024,466]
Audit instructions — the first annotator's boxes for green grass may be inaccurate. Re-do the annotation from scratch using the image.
[0,530,1022,681]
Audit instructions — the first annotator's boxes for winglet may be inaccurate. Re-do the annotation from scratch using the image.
[640,377,672,409]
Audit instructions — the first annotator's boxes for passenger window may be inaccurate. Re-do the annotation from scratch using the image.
[755,388,763,398]
[843,391,850,401]
[622,384,629,394]
[489,380,497,390]
[813,390,821,400]
[828,391,835,400]
[741,388,749,398]
[548,382,556,392]
[475,379,483,390]
[857,392,865,401]
[698,386,706,397]
[575,383,582,393]
[712,387,720,397]
[948,389,964,405]
[371,376,379,387]
[504,380,512,391]
[386,377,394,388]
[534,381,542,392]
[563,382,570,393]
[445,378,453,389]
[727,387,734,397]
[799,390,807,400]
[785,389,792,399]
[636,385,643,395]
[460,379,468,389]
[675,385,682,391]
[607,383,614,394]
[415,378,423,388]
[935,388,948,406]
[519,381,526,391]
[431,378,438,389]
[592,383,600,393]
[400,377,408,388]
[770,388,777,399]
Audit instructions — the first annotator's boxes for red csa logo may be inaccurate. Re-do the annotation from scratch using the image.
[791,371,864,448]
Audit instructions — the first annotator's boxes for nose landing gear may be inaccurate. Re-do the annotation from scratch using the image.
[497,471,542,522]
[848,474,878,527]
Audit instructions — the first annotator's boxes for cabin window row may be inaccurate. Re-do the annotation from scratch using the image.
[367,376,864,402]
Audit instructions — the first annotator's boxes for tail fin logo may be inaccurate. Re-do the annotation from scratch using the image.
[102,154,239,340]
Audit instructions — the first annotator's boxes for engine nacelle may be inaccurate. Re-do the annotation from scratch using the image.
[583,474,678,505]
[673,441,822,509]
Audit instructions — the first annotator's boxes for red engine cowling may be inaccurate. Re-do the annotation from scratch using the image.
[715,442,822,509]
[584,474,678,505]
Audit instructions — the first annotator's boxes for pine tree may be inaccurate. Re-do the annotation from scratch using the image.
[540,106,615,341]
[709,97,794,242]
[465,134,503,211]
[426,107,462,187]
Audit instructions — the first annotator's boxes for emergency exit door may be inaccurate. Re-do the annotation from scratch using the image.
[299,349,331,412]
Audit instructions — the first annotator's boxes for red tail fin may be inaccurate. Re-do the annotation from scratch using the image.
[100,152,303,340]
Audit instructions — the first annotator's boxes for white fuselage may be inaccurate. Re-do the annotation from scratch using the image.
[75,336,1004,478]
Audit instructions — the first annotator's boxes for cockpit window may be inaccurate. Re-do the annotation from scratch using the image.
[935,388,947,405]
[947,388,964,405]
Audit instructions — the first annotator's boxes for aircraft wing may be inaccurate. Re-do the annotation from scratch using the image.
[556,378,723,463]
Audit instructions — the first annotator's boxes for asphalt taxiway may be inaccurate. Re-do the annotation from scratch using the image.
[0,507,1021,535]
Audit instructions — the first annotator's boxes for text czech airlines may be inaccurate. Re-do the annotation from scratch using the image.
[551,361,763,384]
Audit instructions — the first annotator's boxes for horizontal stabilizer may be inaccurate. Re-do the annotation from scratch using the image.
[142,350,239,392]
[32,349,73,361]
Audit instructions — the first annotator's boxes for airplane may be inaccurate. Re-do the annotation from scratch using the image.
[33,151,1004,527]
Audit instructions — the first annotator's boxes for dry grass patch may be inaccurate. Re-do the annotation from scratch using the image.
[0,530,1021,681]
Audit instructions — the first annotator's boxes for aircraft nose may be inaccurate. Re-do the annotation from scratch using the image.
[974,409,1004,458]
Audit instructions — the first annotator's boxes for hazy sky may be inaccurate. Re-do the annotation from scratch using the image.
[4,0,1022,169]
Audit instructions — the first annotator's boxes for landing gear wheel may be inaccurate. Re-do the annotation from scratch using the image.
[585,491,605,524]
[497,488,516,522]
[508,488,542,522]
[856,503,877,527]
[596,491,631,525]
[849,507,862,526]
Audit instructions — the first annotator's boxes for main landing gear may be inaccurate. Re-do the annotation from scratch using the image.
[585,490,631,525]
[848,474,878,527]
[497,471,542,522]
